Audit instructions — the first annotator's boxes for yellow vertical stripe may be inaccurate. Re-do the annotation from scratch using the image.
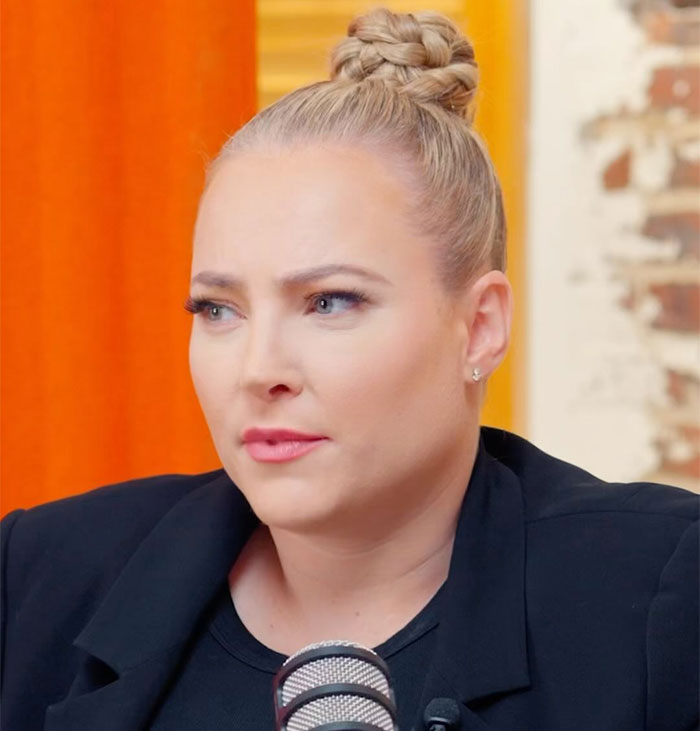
[466,0,528,433]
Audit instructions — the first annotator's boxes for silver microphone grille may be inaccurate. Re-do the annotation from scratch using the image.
[273,639,398,731]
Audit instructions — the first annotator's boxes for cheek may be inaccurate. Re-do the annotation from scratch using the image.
[188,334,233,424]
[316,313,460,425]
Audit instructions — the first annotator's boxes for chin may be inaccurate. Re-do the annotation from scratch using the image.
[241,479,342,532]
[257,502,340,535]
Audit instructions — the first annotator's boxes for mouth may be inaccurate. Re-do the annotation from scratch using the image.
[244,437,328,463]
[241,427,327,444]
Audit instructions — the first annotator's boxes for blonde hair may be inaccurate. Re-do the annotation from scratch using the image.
[209,7,506,295]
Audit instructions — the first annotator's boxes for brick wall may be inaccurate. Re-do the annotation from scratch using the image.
[593,0,699,489]
[528,0,699,492]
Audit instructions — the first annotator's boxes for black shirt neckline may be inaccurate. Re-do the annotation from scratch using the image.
[208,579,445,674]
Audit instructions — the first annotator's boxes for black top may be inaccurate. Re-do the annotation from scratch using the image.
[2,428,698,731]
[148,580,444,729]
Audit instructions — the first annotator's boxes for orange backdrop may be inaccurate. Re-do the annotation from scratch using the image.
[1,1,257,513]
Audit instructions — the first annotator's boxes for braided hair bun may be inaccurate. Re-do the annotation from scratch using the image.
[330,7,479,121]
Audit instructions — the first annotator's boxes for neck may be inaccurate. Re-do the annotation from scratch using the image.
[232,432,479,642]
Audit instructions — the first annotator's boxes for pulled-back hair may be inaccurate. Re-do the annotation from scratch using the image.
[208,7,506,295]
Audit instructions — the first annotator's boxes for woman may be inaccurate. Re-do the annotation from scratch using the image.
[2,7,698,731]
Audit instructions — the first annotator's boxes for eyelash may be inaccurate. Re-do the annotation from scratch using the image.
[183,288,369,322]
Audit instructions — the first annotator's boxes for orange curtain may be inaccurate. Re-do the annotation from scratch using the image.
[1,1,257,513]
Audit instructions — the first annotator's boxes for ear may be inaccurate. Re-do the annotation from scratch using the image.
[461,270,512,383]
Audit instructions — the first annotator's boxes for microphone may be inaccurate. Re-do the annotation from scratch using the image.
[273,639,399,730]
[422,698,461,731]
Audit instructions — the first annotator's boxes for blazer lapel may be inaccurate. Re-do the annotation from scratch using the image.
[412,437,530,730]
[44,648,185,731]
[44,471,259,731]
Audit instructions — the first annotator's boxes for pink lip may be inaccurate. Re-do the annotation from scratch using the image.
[244,438,328,463]
[242,427,327,444]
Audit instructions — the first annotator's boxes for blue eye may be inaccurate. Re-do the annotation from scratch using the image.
[309,289,367,315]
[205,304,234,321]
[184,297,236,322]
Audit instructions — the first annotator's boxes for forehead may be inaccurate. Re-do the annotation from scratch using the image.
[192,144,434,279]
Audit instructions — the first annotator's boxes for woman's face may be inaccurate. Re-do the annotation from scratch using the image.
[189,144,477,537]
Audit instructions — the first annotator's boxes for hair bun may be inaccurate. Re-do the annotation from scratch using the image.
[330,7,479,120]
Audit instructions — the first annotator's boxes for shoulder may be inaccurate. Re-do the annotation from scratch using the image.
[1,471,224,723]
[481,426,699,526]
[482,426,698,618]
[482,428,699,726]
[1,469,226,605]
[2,468,226,545]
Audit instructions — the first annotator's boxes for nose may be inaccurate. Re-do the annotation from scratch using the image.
[238,314,303,401]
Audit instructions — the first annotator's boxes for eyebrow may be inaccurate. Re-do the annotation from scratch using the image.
[190,264,392,289]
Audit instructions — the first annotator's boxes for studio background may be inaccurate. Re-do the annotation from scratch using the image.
[2,0,698,514]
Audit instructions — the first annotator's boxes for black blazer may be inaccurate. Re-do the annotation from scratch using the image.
[2,428,698,731]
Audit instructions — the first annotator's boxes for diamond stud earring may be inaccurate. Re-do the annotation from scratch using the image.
[471,367,482,383]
